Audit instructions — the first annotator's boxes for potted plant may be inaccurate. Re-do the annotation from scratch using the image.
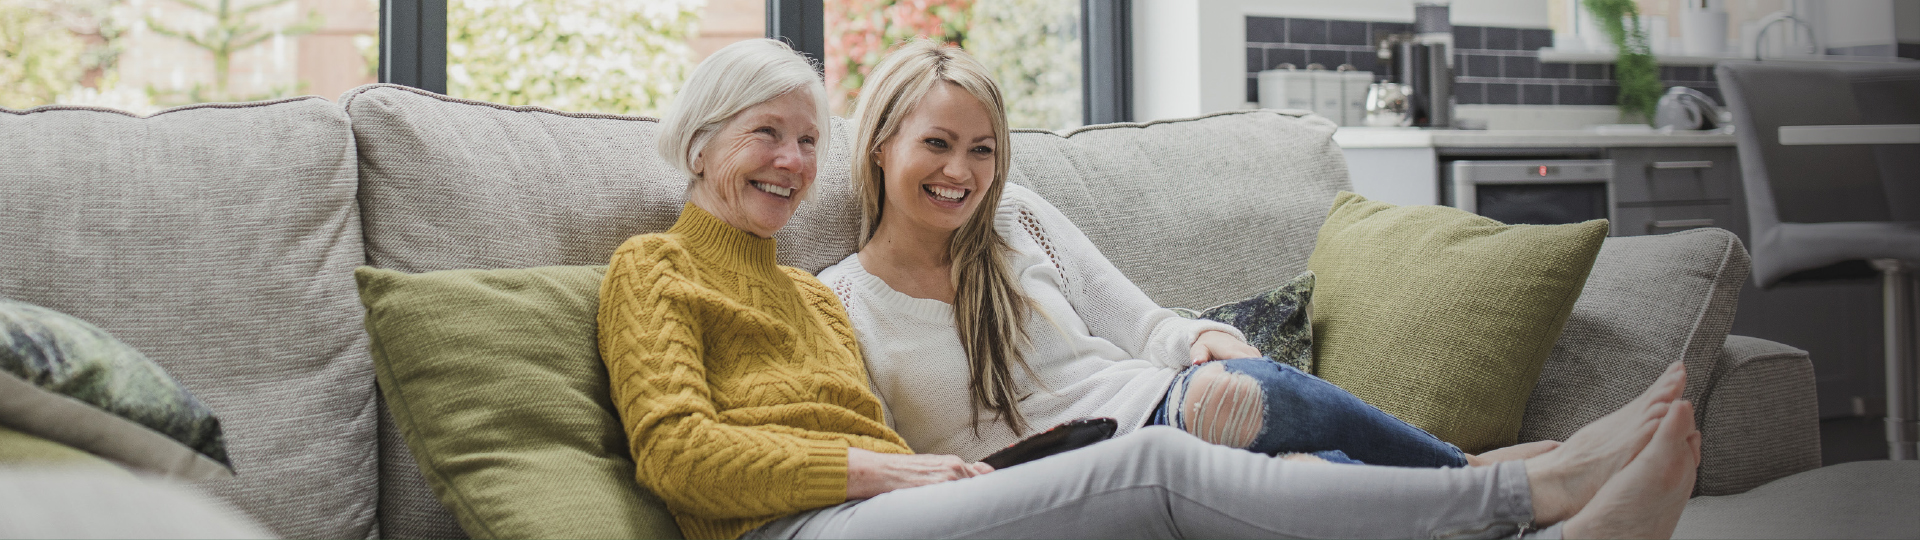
[1584,0,1662,124]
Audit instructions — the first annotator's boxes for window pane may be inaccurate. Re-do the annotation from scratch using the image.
[446,0,764,117]
[824,0,1080,130]
[0,0,378,114]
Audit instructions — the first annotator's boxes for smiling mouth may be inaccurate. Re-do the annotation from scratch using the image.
[751,181,795,199]
[924,185,969,203]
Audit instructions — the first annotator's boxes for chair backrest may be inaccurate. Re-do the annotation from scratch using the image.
[1716,61,1890,229]
[1847,64,1920,221]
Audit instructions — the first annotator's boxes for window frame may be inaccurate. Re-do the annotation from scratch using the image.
[377,0,1129,124]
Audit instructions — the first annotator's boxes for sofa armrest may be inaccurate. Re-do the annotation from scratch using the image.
[1695,335,1822,496]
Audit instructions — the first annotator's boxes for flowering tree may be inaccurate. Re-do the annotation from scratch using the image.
[823,0,970,115]
[0,0,125,110]
[145,0,323,103]
[447,0,704,117]
[825,0,1080,130]
[965,0,1078,130]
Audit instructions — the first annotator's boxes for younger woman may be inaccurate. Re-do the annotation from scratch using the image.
[818,41,1554,467]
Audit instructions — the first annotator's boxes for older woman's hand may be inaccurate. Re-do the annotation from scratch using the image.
[846,447,992,500]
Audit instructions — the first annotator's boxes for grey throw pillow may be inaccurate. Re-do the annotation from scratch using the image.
[0,298,231,479]
[1173,271,1315,373]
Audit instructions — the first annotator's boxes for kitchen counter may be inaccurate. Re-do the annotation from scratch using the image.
[1334,127,1738,149]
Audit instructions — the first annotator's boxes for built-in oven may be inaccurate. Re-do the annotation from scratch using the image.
[1447,159,1619,236]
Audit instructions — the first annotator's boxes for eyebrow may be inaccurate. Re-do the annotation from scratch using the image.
[745,112,819,135]
[928,126,995,144]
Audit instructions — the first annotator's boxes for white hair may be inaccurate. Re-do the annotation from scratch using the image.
[657,39,828,186]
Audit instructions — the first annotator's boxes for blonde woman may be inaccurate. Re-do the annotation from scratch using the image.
[608,38,1698,540]
[819,41,1563,469]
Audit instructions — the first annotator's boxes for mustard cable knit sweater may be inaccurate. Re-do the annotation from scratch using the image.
[598,203,912,540]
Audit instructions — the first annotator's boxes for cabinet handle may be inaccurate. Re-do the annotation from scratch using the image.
[1649,219,1715,231]
[1650,161,1714,170]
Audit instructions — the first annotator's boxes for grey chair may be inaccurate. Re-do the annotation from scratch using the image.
[1717,60,1920,460]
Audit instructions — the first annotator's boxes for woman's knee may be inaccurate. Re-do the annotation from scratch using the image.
[1178,363,1266,449]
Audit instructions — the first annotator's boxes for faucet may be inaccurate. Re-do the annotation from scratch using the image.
[1752,11,1820,61]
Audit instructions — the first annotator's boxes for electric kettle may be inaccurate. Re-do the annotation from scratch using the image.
[1654,86,1728,131]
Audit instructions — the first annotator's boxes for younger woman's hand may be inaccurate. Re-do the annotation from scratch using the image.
[846,447,993,500]
[1189,330,1261,364]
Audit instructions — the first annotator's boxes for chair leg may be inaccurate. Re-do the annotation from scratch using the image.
[1874,259,1918,460]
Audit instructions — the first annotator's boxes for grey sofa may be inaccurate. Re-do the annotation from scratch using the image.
[0,84,1834,538]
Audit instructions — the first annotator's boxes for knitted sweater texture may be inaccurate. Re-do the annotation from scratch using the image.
[818,184,1243,462]
[598,203,911,540]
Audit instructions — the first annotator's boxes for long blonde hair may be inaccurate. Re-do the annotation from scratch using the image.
[851,41,1034,435]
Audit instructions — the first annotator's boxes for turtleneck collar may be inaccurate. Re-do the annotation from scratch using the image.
[670,201,781,272]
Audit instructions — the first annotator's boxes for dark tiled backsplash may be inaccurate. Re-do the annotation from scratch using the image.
[1245,16,1721,107]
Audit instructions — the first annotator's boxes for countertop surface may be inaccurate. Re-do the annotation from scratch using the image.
[1334,127,1739,149]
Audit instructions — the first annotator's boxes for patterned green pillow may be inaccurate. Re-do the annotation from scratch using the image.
[0,298,231,479]
[1173,270,1315,373]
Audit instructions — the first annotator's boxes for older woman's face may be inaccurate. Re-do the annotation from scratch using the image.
[690,89,820,238]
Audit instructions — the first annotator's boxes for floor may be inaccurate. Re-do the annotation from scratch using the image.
[1821,416,1891,465]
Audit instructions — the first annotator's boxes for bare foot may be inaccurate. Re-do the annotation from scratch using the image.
[1562,400,1701,539]
[1523,361,1687,523]
[1466,440,1563,466]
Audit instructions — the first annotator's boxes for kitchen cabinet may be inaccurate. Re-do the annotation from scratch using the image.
[1607,147,1748,237]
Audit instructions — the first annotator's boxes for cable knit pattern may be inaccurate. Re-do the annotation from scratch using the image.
[818,184,1243,462]
[598,203,911,540]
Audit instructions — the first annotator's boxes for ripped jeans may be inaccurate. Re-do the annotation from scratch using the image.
[1148,357,1469,468]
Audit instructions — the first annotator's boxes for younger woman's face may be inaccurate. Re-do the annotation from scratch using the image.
[874,82,998,238]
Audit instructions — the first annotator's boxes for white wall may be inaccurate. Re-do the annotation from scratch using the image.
[1899,0,1920,43]
[1131,0,1204,120]
[1807,0,1894,49]
[1132,0,1552,121]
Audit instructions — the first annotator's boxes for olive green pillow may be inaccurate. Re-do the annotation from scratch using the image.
[0,424,133,477]
[355,265,682,540]
[1307,192,1607,453]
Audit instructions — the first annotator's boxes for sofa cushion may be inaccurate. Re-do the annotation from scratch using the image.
[0,99,375,539]
[356,265,680,540]
[1,298,230,479]
[1004,111,1348,310]
[0,424,132,475]
[1674,461,1920,539]
[0,469,274,539]
[1518,228,1749,447]
[1308,192,1609,453]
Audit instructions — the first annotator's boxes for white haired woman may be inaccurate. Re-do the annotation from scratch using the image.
[600,39,1699,540]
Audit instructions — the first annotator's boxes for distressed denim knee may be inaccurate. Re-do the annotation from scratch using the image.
[1151,357,1467,467]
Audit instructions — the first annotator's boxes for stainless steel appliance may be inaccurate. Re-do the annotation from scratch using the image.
[1380,37,1453,128]
[1450,159,1618,235]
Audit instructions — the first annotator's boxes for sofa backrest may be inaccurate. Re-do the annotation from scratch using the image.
[0,99,378,539]
[345,84,1348,306]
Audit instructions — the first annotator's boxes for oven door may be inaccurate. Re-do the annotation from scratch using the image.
[1450,159,1618,235]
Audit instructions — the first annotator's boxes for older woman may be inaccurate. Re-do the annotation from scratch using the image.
[599,38,1698,540]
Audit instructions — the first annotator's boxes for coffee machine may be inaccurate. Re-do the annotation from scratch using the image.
[1379,2,1454,127]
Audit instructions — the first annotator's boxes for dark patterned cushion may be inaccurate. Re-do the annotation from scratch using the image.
[1172,271,1315,373]
[0,298,230,479]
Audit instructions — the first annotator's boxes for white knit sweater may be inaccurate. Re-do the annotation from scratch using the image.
[818,183,1243,461]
